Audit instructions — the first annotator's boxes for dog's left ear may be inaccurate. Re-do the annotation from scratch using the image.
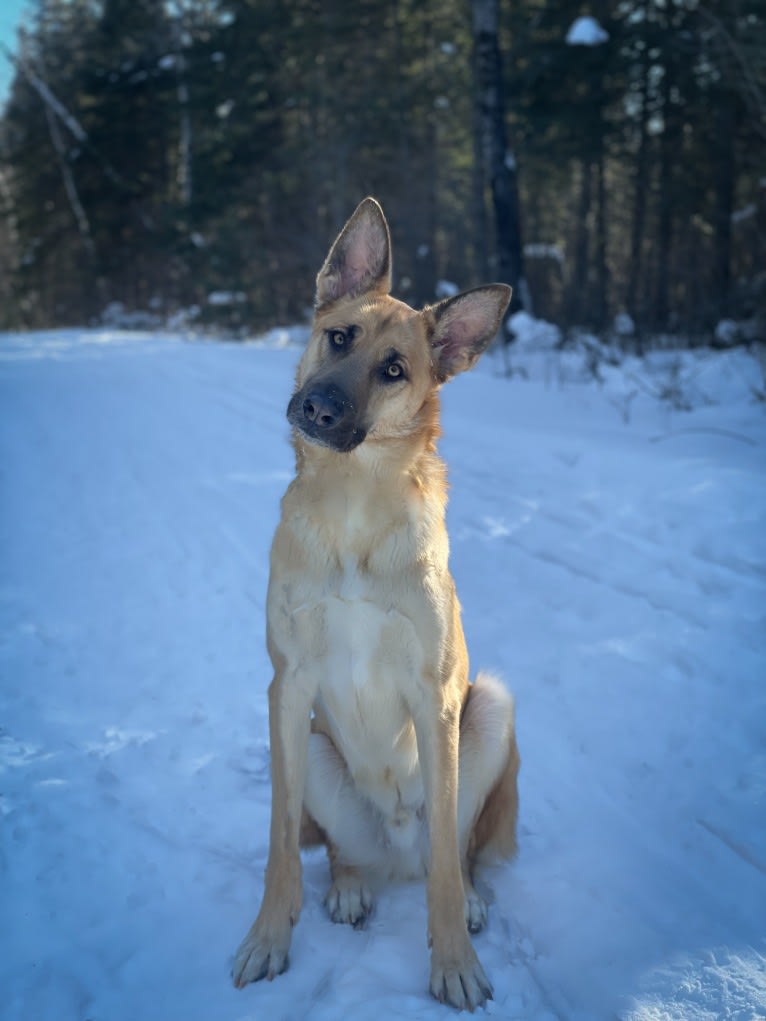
[429,284,512,381]
[316,197,392,308]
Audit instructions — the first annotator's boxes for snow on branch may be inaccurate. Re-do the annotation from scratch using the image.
[565,17,609,47]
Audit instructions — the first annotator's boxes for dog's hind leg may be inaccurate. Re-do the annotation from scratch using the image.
[303,731,380,927]
[458,672,519,933]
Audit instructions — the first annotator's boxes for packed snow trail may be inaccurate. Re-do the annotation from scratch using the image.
[0,328,764,1021]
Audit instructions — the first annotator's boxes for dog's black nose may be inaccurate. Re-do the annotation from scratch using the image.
[302,388,346,429]
[288,381,364,451]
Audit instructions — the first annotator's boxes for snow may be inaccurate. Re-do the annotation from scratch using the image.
[614,312,636,338]
[207,290,247,307]
[732,203,757,225]
[506,310,561,349]
[715,319,740,348]
[437,280,460,299]
[524,243,565,266]
[565,16,610,47]
[1,324,765,1021]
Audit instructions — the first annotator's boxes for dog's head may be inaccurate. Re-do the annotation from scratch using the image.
[288,198,511,454]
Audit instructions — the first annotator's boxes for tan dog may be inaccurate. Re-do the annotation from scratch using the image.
[232,198,520,1011]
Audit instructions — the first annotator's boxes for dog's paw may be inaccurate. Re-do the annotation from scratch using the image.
[325,875,375,928]
[430,941,493,1012]
[232,920,291,988]
[464,885,488,934]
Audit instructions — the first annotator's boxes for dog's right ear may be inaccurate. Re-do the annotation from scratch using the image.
[315,198,392,308]
[429,284,512,381]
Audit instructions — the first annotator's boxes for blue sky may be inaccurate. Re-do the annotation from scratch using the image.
[0,0,30,106]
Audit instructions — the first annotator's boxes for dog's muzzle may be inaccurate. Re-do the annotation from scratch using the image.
[287,381,367,452]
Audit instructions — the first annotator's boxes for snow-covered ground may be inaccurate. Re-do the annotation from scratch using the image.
[1,325,764,1021]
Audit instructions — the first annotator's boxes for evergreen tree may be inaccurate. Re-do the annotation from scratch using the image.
[0,0,763,337]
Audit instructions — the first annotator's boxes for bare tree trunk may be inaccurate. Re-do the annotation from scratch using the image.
[567,160,591,328]
[471,0,529,311]
[712,91,735,321]
[627,26,651,335]
[0,167,25,325]
[43,113,107,317]
[421,12,442,306]
[23,48,107,306]
[170,3,193,207]
[4,41,148,222]
[0,167,19,258]
[471,100,490,283]
[1,43,88,144]
[655,44,676,332]
[43,103,96,260]
[595,146,609,334]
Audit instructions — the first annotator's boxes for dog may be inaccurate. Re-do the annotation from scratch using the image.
[232,198,520,1011]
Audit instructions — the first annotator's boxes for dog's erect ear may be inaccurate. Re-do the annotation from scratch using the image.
[315,197,392,308]
[429,284,512,381]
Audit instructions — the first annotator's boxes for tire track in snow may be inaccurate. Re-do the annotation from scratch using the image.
[503,536,710,631]
[696,818,766,878]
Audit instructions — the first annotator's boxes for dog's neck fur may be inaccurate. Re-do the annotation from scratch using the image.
[287,393,449,570]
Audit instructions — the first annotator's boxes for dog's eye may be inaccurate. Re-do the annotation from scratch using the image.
[382,360,406,382]
[328,328,348,350]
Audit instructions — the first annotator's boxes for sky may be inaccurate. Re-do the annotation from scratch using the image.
[0,0,29,107]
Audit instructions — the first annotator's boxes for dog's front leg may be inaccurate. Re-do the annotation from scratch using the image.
[232,669,311,987]
[414,688,493,1011]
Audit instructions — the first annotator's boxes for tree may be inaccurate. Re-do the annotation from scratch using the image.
[472,0,528,313]
[0,0,763,338]
[2,0,103,323]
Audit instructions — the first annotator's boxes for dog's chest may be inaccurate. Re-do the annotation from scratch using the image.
[321,573,421,696]
[317,556,422,723]
[291,551,426,807]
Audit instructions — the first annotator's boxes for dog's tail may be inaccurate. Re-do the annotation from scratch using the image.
[467,672,520,865]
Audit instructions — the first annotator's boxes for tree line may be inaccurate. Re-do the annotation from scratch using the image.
[0,0,764,345]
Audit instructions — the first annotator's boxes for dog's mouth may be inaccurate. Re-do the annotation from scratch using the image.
[287,384,367,452]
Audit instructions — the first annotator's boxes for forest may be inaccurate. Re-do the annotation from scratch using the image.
[0,0,764,346]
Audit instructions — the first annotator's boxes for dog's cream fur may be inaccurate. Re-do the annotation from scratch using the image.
[232,199,519,1011]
